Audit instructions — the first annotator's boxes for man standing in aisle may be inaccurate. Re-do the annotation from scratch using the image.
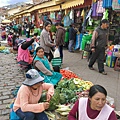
[55,23,65,63]
[88,19,109,75]
[68,23,77,52]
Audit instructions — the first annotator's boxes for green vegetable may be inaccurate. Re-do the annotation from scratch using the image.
[59,93,66,104]
[39,90,47,103]
[47,89,60,111]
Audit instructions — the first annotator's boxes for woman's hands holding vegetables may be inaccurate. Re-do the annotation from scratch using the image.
[46,94,52,102]
[43,102,49,109]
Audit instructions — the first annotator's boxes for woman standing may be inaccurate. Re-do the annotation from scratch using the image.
[33,47,62,85]
[40,21,55,62]
[68,85,117,120]
[13,69,54,120]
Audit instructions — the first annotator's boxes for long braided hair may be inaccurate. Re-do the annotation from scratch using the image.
[32,46,44,66]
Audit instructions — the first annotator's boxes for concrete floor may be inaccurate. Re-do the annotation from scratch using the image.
[62,49,120,111]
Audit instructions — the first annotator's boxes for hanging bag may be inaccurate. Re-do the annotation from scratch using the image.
[54,48,60,58]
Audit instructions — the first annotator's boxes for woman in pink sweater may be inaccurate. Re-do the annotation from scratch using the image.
[13,69,54,120]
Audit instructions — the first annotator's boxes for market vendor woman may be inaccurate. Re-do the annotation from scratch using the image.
[13,69,54,120]
[68,85,117,120]
[33,46,62,85]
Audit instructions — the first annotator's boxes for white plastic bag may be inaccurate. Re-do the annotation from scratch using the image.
[54,48,60,58]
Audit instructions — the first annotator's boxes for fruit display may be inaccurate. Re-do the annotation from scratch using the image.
[73,78,93,91]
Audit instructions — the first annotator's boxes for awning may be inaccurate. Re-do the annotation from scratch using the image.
[47,5,60,12]
[38,5,60,13]
[1,19,12,24]
[62,0,84,9]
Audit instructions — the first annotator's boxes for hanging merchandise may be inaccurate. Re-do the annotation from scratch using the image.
[77,11,80,17]
[119,0,120,4]
[96,0,105,14]
[86,7,93,19]
[112,0,120,11]
[64,15,71,27]
[81,9,85,17]
[75,33,83,50]
[56,12,62,21]
[43,15,48,21]
[50,12,55,19]
[92,2,102,17]
[88,17,93,26]
[102,9,109,20]
[32,15,35,23]
[69,9,74,20]
[102,0,112,8]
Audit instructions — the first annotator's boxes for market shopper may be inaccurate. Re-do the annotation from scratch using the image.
[40,21,55,62]
[88,19,109,75]
[68,23,77,52]
[55,22,66,63]
[68,85,117,120]
[13,69,54,120]
[33,46,62,85]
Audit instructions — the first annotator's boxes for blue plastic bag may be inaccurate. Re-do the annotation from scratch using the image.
[10,103,21,120]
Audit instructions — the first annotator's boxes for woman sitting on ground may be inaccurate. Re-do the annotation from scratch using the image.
[17,35,37,69]
[68,84,117,120]
[13,69,54,120]
[33,46,62,85]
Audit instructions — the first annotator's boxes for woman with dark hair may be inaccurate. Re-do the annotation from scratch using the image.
[13,69,54,120]
[33,47,62,85]
[68,85,117,120]
[40,21,55,62]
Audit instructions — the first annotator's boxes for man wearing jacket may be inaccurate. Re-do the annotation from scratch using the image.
[68,23,77,52]
[88,19,109,75]
[55,23,66,63]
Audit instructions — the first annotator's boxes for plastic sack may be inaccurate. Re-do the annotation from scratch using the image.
[10,103,21,120]
[54,48,60,58]
[75,34,83,50]
[106,51,116,68]
[80,34,92,50]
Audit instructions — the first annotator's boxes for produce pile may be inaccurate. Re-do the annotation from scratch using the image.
[39,78,93,111]
[60,69,79,79]
[39,69,93,118]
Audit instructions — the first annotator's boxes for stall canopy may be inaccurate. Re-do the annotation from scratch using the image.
[1,19,12,24]
[39,5,60,13]
[62,0,84,9]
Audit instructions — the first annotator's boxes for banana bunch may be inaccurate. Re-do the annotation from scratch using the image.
[73,78,93,91]
[55,105,71,116]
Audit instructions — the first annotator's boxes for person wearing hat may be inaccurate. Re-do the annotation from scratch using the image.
[40,21,56,62]
[13,69,54,120]
[17,35,37,69]
[88,19,109,75]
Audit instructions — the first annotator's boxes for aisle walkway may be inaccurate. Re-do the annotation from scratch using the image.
[63,49,120,111]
